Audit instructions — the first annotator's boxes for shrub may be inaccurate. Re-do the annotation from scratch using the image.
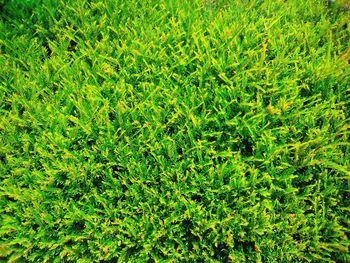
[0,0,349,261]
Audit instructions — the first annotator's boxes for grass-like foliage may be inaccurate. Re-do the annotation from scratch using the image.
[1,0,349,262]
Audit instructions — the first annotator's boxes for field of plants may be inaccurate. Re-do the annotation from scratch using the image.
[0,0,349,262]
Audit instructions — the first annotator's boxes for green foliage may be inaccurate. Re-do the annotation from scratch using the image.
[0,0,349,261]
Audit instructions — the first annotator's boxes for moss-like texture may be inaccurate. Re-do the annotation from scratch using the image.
[0,0,349,262]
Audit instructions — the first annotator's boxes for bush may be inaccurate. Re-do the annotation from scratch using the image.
[0,0,349,261]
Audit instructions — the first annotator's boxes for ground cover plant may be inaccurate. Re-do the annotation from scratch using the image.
[0,0,349,262]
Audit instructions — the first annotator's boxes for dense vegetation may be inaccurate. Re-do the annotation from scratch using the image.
[0,0,349,262]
